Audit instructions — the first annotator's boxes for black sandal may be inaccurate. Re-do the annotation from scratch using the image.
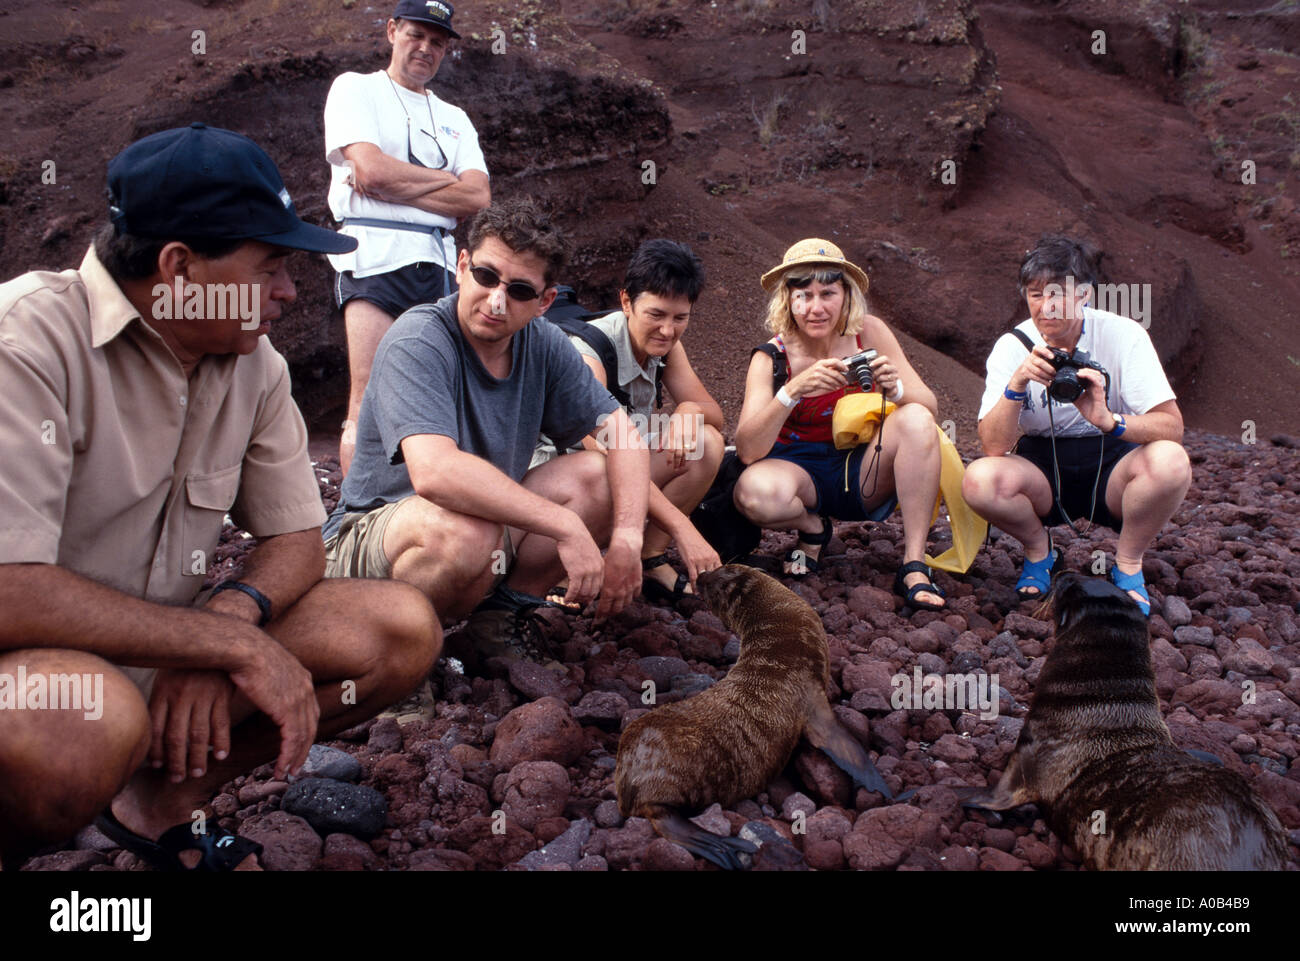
[894,560,947,612]
[642,554,691,604]
[785,515,832,577]
[95,808,263,872]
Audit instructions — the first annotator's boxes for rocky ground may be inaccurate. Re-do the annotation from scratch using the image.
[23,427,1300,871]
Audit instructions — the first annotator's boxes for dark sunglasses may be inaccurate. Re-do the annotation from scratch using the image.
[468,260,542,302]
[406,120,447,171]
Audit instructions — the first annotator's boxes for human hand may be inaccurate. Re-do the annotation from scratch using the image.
[787,358,849,399]
[148,669,235,783]
[595,531,642,619]
[555,517,606,609]
[866,354,901,397]
[674,524,722,590]
[660,411,702,473]
[1010,345,1059,393]
[1072,366,1112,428]
[225,631,320,780]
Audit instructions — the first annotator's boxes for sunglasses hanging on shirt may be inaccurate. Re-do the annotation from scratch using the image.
[387,74,448,170]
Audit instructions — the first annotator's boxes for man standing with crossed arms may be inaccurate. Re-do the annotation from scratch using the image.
[325,0,490,474]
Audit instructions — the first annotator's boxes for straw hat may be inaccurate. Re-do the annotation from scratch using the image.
[760,238,870,294]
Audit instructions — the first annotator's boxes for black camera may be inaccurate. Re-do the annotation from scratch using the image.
[1046,347,1109,404]
[843,349,879,391]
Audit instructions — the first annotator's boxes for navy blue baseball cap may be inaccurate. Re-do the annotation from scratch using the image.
[106,123,357,255]
[393,0,460,38]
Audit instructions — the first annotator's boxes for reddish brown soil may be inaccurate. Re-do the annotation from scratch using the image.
[2,0,1297,444]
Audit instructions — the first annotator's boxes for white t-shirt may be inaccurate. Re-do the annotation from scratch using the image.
[324,70,488,278]
[976,306,1176,437]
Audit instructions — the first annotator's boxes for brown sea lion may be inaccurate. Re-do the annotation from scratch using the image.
[615,564,891,869]
[961,571,1288,870]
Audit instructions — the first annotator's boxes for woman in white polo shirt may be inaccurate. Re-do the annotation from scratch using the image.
[962,236,1192,616]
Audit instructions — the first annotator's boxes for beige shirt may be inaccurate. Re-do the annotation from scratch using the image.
[0,247,326,605]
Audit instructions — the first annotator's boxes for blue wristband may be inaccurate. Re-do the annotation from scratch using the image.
[1111,414,1127,438]
[1003,386,1028,401]
[210,580,273,626]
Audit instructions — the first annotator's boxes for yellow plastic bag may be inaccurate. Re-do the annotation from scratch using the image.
[831,393,987,574]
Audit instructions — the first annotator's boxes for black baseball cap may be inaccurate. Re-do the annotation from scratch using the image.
[392,0,460,38]
[106,123,357,255]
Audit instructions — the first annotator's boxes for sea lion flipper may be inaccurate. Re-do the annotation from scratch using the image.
[955,747,1035,811]
[803,699,893,800]
[649,809,758,871]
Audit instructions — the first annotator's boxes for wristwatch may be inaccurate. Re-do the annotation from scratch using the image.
[210,580,273,626]
[1107,412,1127,438]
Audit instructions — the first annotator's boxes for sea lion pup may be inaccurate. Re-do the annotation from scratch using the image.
[615,564,891,870]
[960,571,1288,870]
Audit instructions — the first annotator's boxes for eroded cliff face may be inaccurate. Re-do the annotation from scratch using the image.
[1,0,1297,437]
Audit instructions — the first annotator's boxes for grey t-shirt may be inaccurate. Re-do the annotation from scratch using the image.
[324,294,620,540]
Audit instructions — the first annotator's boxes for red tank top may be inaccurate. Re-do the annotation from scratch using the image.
[773,334,864,445]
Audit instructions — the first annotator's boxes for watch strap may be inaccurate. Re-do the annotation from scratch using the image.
[210,580,272,627]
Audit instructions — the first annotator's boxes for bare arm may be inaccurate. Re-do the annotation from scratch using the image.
[734,350,791,465]
[403,432,586,542]
[343,143,490,218]
[0,563,268,670]
[860,315,939,418]
[659,342,724,430]
[574,353,696,546]
[202,528,325,626]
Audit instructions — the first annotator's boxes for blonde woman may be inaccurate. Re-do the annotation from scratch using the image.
[733,239,946,611]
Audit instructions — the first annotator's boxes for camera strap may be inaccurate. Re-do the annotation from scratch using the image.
[1009,326,1103,533]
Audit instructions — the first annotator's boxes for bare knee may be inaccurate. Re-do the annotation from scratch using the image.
[402,505,500,583]
[0,652,149,844]
[1142,441,1192,491]
[962,456,1001,505]
[697,424,725,470]
[368,582,442,692]
[893,402,937,441]
[733,467,783,520]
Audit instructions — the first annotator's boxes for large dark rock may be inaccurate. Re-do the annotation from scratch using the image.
[281,778,388,839]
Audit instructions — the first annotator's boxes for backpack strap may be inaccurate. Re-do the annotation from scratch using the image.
[751,343,788,393]
[548,315,634,412]
[1009,328,1036,353]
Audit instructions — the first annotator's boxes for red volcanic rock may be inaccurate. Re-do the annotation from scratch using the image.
[644,837,698,871]
[602,817,658,871]
[793,748,854,807]
[446,816,536,871]
[843,806,942,871]
[979,847,1028,871]
[501,761,572,831]
[489,697,586,768]
[320,833,381,871]
[238,812,323,871]
[407,849,476,871]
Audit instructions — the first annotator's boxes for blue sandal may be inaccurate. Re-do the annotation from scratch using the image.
[1015,535,1062,601]
[1109,565,1151,617]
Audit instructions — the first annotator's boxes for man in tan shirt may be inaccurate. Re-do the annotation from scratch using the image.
[0,125,439,870]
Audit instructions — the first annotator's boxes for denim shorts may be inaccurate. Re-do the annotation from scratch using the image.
[767,441,899,522]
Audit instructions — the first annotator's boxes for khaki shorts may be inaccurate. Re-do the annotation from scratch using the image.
[324,495,516,588]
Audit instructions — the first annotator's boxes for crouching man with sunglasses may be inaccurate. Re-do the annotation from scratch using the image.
[323,199,650,673]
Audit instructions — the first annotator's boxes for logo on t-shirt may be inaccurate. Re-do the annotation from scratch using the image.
[440,124,460,140]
